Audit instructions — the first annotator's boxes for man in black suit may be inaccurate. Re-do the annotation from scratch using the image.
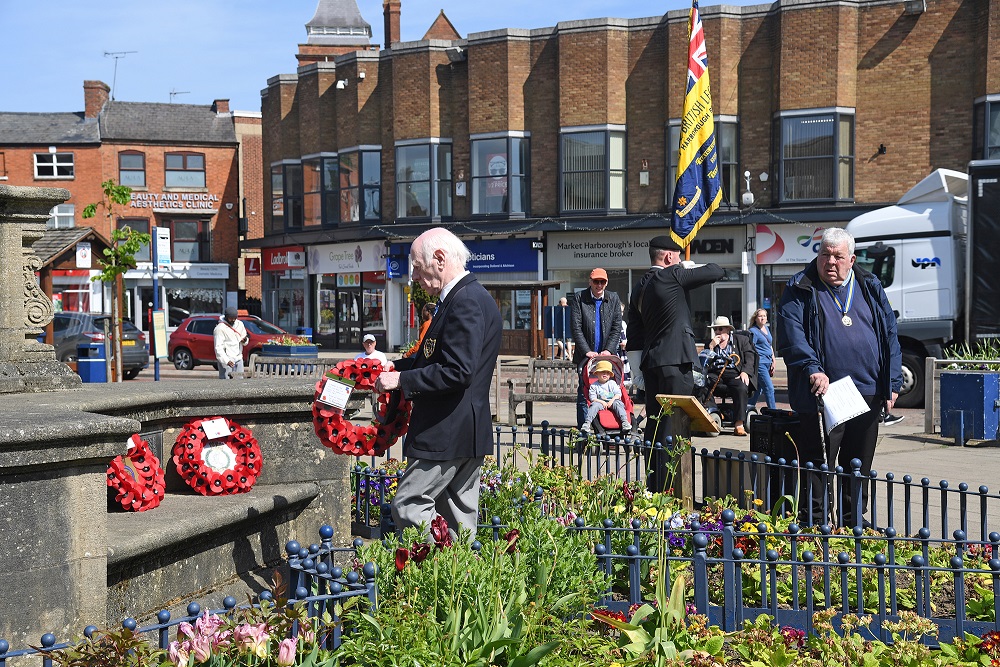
[570,267,623,428]
[375,228,502,541]
[627,235,723,490]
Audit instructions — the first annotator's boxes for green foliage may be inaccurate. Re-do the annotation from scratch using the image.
[944,339,1000,371]
[82,179,151,285]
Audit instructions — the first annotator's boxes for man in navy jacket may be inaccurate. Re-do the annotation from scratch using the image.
[570,267,623,428]
[777,228,901,528]
[376,228,502,541]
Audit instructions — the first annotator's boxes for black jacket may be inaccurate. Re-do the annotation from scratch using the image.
[395,273,502,460]
[627,262,724,369]
[570,288,623,367]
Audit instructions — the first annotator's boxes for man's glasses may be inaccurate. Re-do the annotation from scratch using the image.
[591,279,607,285]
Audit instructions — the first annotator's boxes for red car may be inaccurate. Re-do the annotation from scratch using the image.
[168,314,289,370]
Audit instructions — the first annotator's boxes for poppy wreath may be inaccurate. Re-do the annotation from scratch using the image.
[171,417,262,496]
[107,434,166,512]
[312,359,411,457]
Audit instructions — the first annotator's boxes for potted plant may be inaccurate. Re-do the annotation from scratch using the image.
[260,334,320,357]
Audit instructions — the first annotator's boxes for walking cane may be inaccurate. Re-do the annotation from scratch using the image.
[816,395,837,527]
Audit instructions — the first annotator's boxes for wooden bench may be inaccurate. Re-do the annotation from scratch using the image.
[507,359,578,426]
[247,354,369,415]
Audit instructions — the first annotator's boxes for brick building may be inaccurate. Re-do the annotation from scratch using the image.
[255,0,998,354]
[0,80,264,332]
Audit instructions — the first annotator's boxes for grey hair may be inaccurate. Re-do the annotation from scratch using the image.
[820,227,855,255]
[413,227,472,268]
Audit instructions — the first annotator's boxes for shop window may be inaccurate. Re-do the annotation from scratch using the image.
[560,127,625,214]
[167,288,223,321]
[973,95,1000,159]
[339,149,380,223]
[471,134,529,217]
[118,219,151,262]
[667,117,738,208]
[165,152,206,188]
[395,141,451,220]
[776,109,854,203]
[35,152,74,179]
[46,204,75,229]
[118,151,146,187]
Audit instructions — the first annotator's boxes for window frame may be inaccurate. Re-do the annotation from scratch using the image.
[666,116,739,209]
[164,151,206,188]
[118,150,146,188]
[973,94,1000,159]
[394,139,452,221]
[301,152,341,228]
[118,219,151,262]
[158,218,212,262]
[34,152,75,179]
[470,132,530,218]
[46,204,75,230]
[775,108,855,204]
[338,147,381,225]
[559,126,627,215]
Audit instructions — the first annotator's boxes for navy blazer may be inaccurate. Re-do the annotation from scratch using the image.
[395,273,502,460]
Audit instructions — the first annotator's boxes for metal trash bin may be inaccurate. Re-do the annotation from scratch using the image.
[295,327,313,342]
[940,372,1000,444]
[77,343,107,383]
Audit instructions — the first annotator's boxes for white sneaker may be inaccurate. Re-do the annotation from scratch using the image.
[580,425,592,434]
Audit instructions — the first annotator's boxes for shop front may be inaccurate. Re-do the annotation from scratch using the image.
[262,246,306,333]
[123,262,231,334]
[546,226,749,342]
[308,240,390,352]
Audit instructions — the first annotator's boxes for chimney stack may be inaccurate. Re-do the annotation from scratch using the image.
[83,80,110,118]
[383,0,401,47]
[212,99,230,114]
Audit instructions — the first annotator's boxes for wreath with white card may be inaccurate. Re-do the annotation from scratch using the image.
[107,434,166,512]
[172,416,262,496]
[312,358,410,456]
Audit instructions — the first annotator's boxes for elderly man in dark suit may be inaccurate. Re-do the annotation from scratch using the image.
[375,228,502,541]
[570,267,624,428]
[627,235,724,490]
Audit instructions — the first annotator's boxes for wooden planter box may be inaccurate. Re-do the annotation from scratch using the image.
[260,344,319,358]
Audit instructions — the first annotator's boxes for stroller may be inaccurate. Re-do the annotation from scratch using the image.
[692,349,758,437]
[581,354,638,439]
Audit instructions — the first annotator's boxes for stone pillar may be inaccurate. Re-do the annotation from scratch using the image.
[0,185,82,392]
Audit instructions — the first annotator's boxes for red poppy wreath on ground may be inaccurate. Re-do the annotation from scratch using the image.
[171,417,262,496]
[107,434,167,512]
[313,358,411,456]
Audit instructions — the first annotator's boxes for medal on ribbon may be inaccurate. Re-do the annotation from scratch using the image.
[823,272,855,327]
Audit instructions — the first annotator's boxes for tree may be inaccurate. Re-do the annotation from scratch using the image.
[82,180,151,383]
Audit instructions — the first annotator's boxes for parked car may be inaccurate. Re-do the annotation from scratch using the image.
[49,312,149,380]
[168,314,289,370]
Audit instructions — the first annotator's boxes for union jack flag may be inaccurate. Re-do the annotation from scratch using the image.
[669,0,722,248]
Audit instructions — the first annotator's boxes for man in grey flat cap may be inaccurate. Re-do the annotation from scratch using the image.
[627,235,723,490]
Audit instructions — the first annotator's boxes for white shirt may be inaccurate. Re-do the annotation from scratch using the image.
[439,270,470,302]
[214,318,248,366]
[356,350,389,367]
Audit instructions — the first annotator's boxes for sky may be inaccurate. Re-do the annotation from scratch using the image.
[2,0,763,115]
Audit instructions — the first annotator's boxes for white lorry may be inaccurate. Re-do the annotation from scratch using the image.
[845,161,1000,408]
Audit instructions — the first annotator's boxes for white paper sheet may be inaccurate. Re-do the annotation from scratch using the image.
[822,376,870,432]
[318,375,355,411]
[201,417,231,441]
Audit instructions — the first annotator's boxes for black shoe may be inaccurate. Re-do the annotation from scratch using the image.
[882,413,905,426]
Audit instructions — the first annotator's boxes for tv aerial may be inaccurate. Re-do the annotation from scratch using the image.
[104,50,137,100]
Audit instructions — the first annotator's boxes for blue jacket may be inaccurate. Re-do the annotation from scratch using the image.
[776,260,902,413]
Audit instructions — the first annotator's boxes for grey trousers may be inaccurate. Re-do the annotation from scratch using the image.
[390,456,484,541]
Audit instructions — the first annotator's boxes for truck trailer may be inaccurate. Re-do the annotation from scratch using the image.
[844,160,1000,408]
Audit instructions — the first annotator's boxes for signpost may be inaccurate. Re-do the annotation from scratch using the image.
[152,227,171,380]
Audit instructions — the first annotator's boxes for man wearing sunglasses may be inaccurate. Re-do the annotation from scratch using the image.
[569,268,623,429]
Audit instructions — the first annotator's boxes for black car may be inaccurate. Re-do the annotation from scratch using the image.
[50,312,149,380]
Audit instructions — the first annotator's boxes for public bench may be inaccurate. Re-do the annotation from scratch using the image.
[247,354,337,379]
[507,359,578,426]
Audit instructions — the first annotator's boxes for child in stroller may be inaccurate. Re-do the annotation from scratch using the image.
[580,355,635,437]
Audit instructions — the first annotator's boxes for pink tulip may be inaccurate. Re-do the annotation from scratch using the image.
[194,610,223,637]
[177,621,195,640]
[277,637,297,666]
[167,640,190,666]
[190,635,214,662]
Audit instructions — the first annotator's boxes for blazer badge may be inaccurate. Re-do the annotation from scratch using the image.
[423,338,437,358]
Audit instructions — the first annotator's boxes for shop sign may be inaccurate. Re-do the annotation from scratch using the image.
[309,240,386,274]
[466,239,537,272]
[245,257,261,276]
[76,242,91,269]
[547,227,743,269]
[129,192,220,210]
[755,224,830,265]
[263,246,305,271]
[337,273,362,287]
